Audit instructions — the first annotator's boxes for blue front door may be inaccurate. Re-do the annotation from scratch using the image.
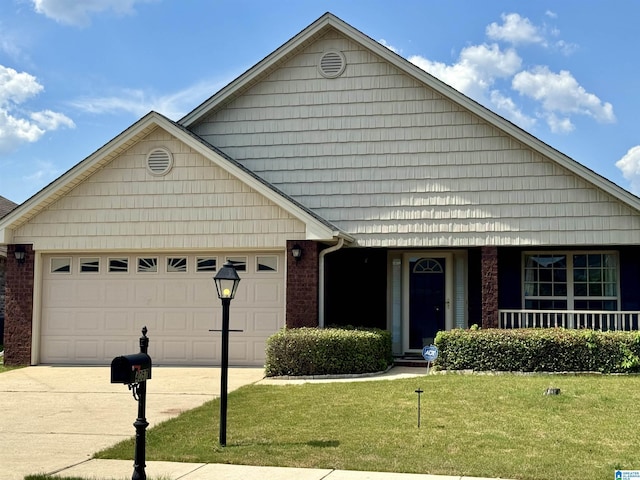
[409,257,446,350]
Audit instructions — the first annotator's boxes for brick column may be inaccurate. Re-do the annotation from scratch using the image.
[286,240,319,328]
[481,246,499,329]
[4,245,34,365]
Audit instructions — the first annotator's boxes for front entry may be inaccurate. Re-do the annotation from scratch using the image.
[403,253,452,352]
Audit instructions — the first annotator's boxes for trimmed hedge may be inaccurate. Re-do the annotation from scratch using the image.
[265,327,393,377]
[435,328,640,373]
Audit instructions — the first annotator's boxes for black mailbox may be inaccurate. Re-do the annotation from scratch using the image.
[110,353,152,384]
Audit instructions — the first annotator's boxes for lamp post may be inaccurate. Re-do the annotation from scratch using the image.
[213,261,241,447]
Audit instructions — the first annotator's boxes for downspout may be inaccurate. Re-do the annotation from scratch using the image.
[318,237,345,328]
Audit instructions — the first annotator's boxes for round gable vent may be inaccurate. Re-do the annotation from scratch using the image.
[319,50,346,78]
[146,148,173,176]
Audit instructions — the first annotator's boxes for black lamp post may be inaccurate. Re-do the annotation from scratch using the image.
[213,261,241,446]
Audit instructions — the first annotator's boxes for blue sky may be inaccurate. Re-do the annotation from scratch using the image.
[1,0,639,204]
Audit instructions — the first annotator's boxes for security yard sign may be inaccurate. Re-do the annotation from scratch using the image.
[422,345,439,374]
[422,345,439,362]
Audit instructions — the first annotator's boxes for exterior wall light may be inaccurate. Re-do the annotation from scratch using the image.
[291,244,302,260]
[14,246,26,265]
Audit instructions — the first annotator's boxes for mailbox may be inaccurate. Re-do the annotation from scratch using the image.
[110,353,152,384]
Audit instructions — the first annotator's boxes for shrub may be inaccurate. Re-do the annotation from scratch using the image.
[435,328,640,373]
[265,327,393,377]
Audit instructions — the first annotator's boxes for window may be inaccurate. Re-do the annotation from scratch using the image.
[257,256,278,272]
[51,257,71,273]
[109,258,128,273]
[523,252,618,310]
[80,257,100,273]
[226,256,247,272]
[137,257,158,273]
[573,253,618,310]
[196,257,216,272]
[167,257,187,272]
[413,258,443,274]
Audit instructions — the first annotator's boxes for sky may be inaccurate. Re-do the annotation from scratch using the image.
[1,0,640,205]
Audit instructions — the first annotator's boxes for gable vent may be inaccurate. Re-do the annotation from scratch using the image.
[319,50,346,78]
[146,148,173,176]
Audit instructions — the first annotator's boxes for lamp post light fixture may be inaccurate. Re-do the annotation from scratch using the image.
[213,261,241,446]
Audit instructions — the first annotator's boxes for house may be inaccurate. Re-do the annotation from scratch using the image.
[0,195,18,346]
[2,13,640,366]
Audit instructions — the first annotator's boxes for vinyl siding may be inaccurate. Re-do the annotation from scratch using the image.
[190,29,640,247]
[12,128,305,250]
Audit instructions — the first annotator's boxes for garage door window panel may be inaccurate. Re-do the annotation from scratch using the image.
[51,257,71,274]
[197,257,217,272]
[109,258,129,273]
[138,257,158,273]
[167,257,187,273]
[80,258,100,273]
[257,256,278,272]
[226,256,247,272]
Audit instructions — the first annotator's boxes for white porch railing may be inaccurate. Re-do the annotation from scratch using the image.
[499,310,640,331]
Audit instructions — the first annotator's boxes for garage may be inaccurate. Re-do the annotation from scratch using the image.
[40,252,284,366]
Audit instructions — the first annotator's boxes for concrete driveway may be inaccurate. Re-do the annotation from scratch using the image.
[0,365,264,480]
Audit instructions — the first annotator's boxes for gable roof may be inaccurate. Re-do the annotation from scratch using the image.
[0,111,351,245]
[0,196,17,219]
[180,12,640,215]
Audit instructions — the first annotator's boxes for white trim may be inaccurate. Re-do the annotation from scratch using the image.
[31,251,42,365]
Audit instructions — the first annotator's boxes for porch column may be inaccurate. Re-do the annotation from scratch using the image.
[4,244,34,366]
[286,240,319,328]
[481,246,499,329]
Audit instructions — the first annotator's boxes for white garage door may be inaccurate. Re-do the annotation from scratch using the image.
[40,252,284,366]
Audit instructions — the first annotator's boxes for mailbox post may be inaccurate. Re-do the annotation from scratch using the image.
[111,327,152,480]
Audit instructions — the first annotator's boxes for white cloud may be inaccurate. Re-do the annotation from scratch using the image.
[23,159,61,183]
[406,11,612,137]
[489,90,537,130]
[379,39,400,54]
[0,65,75,154]
[0,66,43,104]
[616,146,640,194]
[486,13,545,45]
[31,110,76,130]
[70,79,227,120]
[544,113,574,134]
[409,43,520,99]
[31,0,156,27]
[512,66,616,127]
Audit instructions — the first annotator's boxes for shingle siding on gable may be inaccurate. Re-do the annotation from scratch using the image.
[190,30,640,247]
[11,129,306,250]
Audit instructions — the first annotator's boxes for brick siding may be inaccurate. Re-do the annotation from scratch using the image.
[4,245,34,365]
[286,240,319,328]
[481,246,499,328]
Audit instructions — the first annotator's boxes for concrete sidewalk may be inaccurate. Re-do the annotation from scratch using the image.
[54,459,506,480]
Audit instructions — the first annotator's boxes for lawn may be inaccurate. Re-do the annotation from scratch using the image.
[95,373,640,480]
[0,345,20,373]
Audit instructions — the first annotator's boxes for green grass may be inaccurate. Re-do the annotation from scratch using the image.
[0,346,21,373]
[95,374,640,480]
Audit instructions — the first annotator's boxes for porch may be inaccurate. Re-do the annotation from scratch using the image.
[499,309,640,331]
